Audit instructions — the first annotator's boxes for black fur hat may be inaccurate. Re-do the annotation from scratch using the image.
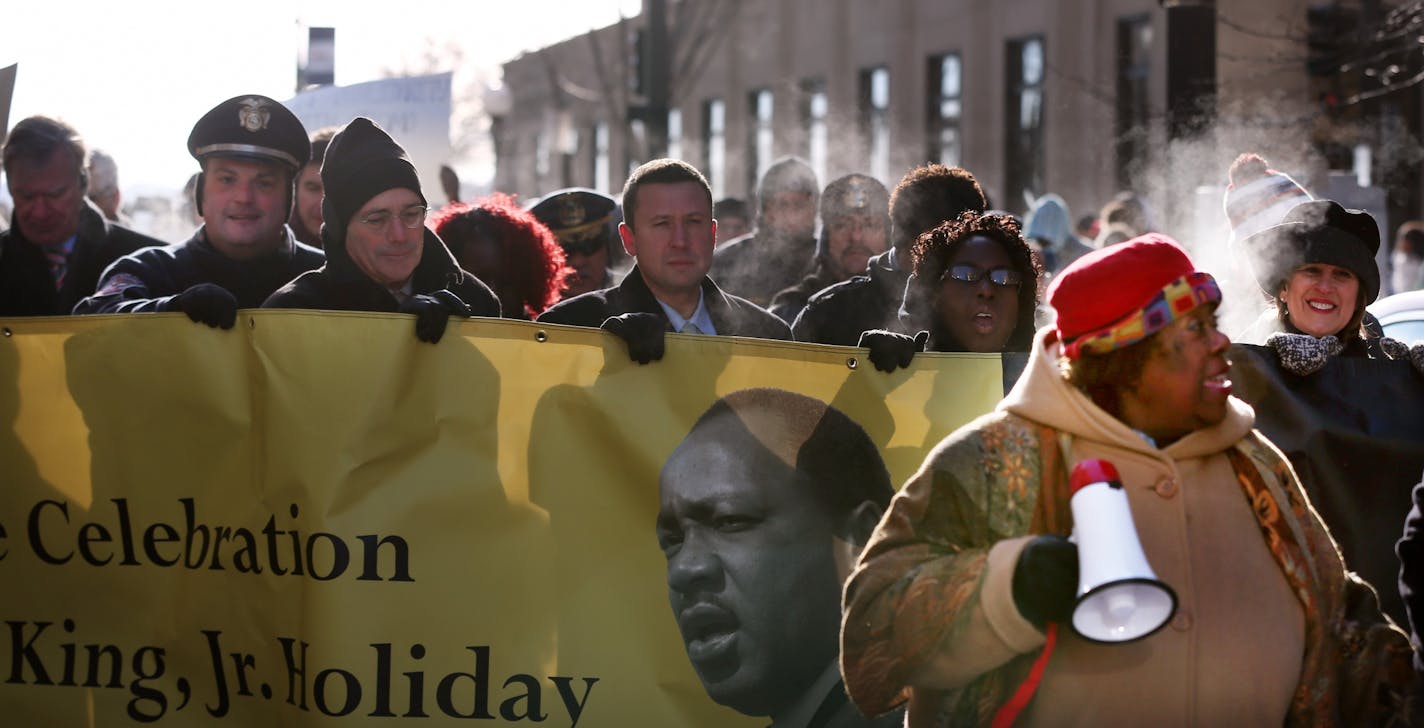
[1242,199,1381,304]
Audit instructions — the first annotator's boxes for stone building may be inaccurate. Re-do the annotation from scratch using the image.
[494,0,1419,237]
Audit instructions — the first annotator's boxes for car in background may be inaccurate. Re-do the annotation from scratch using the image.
[1369,289,1424,344]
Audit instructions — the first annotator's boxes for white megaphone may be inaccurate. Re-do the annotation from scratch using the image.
[1068,459,1177,643]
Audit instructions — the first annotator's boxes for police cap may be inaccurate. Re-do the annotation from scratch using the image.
[530,188,616,254]
[187,94,310,172]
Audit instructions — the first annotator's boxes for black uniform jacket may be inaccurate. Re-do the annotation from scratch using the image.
[73,226,324,314]
[1,200,163,316]
[537,264,791,341]
[791,248,909,346]
[262,227,499,317]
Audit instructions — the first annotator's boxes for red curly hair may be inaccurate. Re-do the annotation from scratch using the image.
[431,193,572,318]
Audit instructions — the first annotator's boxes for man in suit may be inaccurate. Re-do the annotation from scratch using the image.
[538,159,789,362]
[0,116,162,316]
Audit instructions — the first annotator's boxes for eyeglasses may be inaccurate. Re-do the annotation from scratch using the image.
[941,264,1023,287]
[359,205,427,230]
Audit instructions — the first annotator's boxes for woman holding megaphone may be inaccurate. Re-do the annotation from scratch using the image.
[840,235,1416,727]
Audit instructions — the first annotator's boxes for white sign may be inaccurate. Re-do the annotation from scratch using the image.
[286,73,453,205]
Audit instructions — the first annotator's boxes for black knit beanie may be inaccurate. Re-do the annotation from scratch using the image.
[319,117,426,244]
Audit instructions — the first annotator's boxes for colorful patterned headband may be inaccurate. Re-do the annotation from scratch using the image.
[1062,271,1221,360]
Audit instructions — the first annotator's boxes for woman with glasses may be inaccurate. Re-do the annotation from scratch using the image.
[858,211,1041,371]
[263,117,499,343]
[906,211,1041,353]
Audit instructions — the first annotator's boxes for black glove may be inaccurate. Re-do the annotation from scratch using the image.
[857,329,928,372]
[165,283,238,329]
[1012,534,1079,631]
[600,312,667,364]
[399,289,473,344]
[1265,332,1342,376]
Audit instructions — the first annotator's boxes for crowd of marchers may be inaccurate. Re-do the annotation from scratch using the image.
[4,92,1424,726]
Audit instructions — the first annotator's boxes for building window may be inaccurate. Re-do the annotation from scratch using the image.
[927,53,963,167]
[668,108,683,161]
[747,89,774,194]
[1116,16,1152,189]
[594,122,610,194]
[860,66,891,183]
[704,98,726,199]
[801,79,828,185]
[1005,36,1045,210]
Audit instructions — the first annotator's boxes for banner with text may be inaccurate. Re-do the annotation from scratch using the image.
[0,312,1003,726]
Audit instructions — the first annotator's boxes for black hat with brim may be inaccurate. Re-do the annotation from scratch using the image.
[1241,199,1381,304]
[187,94,310,171]
[530,188,616,246]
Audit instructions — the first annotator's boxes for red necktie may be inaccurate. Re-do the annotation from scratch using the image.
[41,244,68,291]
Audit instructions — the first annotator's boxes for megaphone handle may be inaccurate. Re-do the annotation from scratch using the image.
[990,623,1059,728]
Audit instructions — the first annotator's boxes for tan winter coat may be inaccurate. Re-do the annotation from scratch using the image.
[841,328,1415,727]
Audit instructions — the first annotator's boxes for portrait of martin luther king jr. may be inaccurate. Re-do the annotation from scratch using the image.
[656,388,900,728]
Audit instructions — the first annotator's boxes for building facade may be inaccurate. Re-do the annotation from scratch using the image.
[494,0,1418,236]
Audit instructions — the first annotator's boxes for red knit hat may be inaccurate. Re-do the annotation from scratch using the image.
[1048,233,1221,359]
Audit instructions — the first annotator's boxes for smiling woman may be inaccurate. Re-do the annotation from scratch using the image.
[1239,199,1398,358]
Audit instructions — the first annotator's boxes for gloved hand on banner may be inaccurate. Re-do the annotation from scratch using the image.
[601,312,667,364]
[858,329,929,372]
[162,283,238,329]
[1012,533,1079,631]
[1266,332,1343,376]
[399,289,473,344]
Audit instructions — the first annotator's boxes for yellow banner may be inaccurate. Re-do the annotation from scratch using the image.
[0,312,1002,726]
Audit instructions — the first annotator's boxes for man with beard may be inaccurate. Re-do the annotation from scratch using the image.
[658,388,901,728]
[0,117,162,316]
[769,174,890,324]
[531,188,620,300]
[74,95,323,327]
[710,156,819,306]
[792,164,986,346]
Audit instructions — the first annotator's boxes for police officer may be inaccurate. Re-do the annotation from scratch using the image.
[530,188,619,300]
[74,94,324,327]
